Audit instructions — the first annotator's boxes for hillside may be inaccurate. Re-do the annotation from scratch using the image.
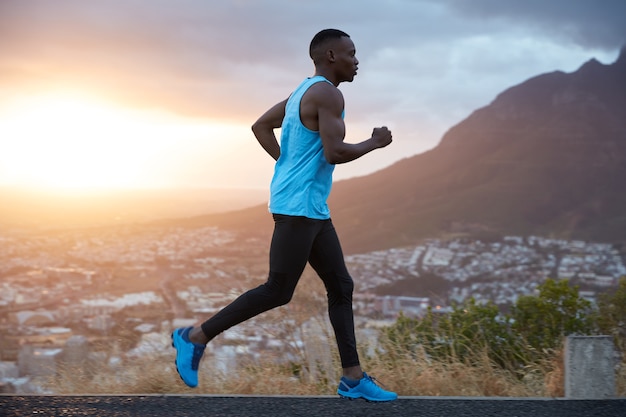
[182,47,626,254]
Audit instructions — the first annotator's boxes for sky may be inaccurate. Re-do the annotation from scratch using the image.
[0,0,624,191]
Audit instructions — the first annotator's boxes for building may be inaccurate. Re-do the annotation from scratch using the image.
[374,296,430,318]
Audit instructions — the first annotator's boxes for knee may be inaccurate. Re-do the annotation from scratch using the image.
[275,291,293,307]
[323,272,354,304]
[340,276,354,298]
[261,275,295,307]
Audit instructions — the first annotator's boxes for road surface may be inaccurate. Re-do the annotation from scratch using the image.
[1,395,624,417]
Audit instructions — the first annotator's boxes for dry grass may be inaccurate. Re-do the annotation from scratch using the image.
[48,352,333,395]
[46,334,624,397]
[358,339,562,397]
[617,360,626,398]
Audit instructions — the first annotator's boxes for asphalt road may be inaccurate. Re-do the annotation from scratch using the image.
[1,395,625,417]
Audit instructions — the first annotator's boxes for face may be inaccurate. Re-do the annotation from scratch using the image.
[331,36,359,83]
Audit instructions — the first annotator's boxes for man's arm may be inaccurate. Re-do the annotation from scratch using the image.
[251,99,288,161]
[315,84,392,164]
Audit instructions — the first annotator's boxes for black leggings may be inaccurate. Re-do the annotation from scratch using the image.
[200,214,359,368]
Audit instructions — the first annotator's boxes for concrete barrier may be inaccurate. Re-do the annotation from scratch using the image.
[565,335,616,399]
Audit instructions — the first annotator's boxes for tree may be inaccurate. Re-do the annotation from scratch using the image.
[511,278,594,352]
[597,277,626,351]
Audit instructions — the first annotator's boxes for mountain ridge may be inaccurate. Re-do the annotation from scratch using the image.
[330,48,626,252]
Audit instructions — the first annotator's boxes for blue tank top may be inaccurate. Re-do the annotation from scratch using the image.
[269,76,337,219]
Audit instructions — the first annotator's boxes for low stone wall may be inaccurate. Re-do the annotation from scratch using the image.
[565,335,616,399]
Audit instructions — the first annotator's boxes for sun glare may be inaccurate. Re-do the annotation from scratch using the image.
[0,93,238,191]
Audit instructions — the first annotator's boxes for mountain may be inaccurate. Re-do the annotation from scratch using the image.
[190,47,626,254]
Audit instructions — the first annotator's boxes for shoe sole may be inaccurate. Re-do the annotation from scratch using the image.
[337,392,396,402]
[171,332,181,380]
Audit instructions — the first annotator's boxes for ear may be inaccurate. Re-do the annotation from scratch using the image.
[326,49,336,63]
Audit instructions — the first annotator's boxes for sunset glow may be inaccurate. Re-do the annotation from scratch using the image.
[0,93,246,190]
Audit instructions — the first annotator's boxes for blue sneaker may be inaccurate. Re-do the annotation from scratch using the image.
[337,372,398,402]
[171,327,205,388]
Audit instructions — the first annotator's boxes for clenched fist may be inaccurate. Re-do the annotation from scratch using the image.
[372,126,392,148]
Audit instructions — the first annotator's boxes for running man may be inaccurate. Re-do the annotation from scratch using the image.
[172,28,397,402]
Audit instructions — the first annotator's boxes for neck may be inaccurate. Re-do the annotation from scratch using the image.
[314,69,339,86]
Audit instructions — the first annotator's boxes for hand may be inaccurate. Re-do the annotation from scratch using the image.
[372,126,392,148]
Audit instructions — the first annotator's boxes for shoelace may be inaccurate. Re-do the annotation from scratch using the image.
[363,374,390,391]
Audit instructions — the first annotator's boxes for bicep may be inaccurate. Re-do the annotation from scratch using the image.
[318,92,346,157]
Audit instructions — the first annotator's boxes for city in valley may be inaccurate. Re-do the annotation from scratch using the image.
[1,222,624,393]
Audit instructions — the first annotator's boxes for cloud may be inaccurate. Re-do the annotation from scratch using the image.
[1,1,622,111]
[441,0,626,49]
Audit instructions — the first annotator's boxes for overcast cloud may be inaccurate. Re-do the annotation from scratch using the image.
[0,0,624,187]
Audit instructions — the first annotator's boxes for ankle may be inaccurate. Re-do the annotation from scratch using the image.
[189,327,209,345]
[342,366,364,381]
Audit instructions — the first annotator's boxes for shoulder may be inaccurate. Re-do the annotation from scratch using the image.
[306,81,344,111]
[307,79,341,97]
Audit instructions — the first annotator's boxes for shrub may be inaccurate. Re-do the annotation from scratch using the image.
[597,277,626,352]
[383,278,598,374]
[510,278,595,352]
[382,298,527,370]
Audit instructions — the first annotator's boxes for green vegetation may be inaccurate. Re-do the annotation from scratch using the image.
[378,277,625,396]
[511,279,595,352]
[383,298,525,371]
[597,277,626,352]
[383,278,622,362]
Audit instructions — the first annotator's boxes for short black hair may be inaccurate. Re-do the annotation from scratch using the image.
[309,28,350,61]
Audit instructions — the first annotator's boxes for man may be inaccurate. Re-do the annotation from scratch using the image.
[172,28,397,402]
